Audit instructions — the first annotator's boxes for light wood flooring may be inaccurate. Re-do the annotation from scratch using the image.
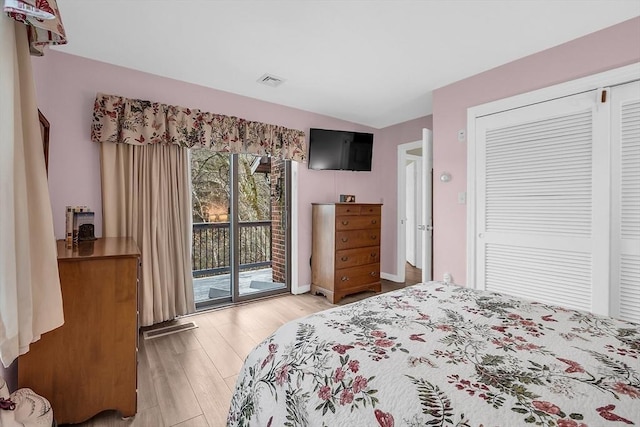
[62,264,421,427]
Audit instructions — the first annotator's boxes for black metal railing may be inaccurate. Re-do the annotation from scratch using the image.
[192,221,272,278]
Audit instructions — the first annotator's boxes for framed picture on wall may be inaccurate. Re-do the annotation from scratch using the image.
[39,109,50,175]
[340,194,355,203]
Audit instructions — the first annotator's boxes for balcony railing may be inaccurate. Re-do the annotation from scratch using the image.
[192,221,272,278]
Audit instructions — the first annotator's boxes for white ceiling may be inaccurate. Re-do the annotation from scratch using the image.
[53,0,640,129]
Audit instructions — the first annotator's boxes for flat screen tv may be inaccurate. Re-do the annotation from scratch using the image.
[307,128,373,171]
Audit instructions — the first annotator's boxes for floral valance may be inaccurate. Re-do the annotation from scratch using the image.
[91,93,307,163]
[4,0,67,56]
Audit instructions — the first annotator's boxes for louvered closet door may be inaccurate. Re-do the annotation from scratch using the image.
[475,90,609,314]
[611,81,640,323]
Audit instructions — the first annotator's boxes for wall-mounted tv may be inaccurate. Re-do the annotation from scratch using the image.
[307,128,373,171]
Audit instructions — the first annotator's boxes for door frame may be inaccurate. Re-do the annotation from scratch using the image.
[396,131,432,283]
[397,140,420,283]
[466,62,640,289]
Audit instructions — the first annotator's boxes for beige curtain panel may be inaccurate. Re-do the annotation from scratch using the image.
[1,0,67,368]
[91,93,307,163]
[101,143,195,326]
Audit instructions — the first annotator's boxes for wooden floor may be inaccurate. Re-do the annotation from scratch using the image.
[62,264,421,427]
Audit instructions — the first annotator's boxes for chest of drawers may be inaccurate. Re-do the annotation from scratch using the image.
[18,238,139,424]
[311,203,382,303]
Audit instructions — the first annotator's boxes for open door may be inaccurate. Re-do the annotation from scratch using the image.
[420,128,433,282]
[396,129,433,284]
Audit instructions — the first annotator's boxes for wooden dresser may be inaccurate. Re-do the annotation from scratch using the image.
[311,203,382,303]
[19,237,140,424]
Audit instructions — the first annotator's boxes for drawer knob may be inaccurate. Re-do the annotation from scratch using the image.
[371,219,377,224]
[371,253,377,258]
[370,271,377,277]
[341,237,349,242]
[342,220,349,225]
[341,276,350,281]
[341,256,348,261]
[370,235,377,240]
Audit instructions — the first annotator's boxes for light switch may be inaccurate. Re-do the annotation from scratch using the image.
[458,192,466,204]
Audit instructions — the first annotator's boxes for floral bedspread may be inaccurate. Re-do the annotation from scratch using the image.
[228,282,640,426]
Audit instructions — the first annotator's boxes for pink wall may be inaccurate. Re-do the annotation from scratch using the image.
[375,115,433,276]
[32,51,429,288]
[432,17,640,285]
[32,18,639,292]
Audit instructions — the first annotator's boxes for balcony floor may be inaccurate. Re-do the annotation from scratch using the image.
[193,267,284,303]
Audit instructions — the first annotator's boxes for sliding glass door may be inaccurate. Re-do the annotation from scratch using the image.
[190,150,290,309]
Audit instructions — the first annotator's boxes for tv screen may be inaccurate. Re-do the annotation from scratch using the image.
[308,128,373,171]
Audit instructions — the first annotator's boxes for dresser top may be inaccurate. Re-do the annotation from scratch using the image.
[57,237,140,261]
[312,203,383,206]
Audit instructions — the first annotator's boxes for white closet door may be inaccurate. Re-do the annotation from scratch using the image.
[475,90,610,314]
[611,81,640,323]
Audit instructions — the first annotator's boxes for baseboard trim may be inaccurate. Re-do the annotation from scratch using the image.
[292,284,311,295]
[381,272,403,283]
[296,275,405,293]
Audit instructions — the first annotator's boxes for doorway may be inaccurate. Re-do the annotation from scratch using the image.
[396,129,433,283]
[190,150,291,309]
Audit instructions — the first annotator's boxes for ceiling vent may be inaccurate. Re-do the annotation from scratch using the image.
[257,73,285,87]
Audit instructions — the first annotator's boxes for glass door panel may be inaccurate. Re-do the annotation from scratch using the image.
[191,150,290,308]
[237,154,287,298]
[191,149,232,307]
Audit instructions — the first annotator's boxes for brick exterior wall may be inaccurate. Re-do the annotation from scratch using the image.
[270,159,286,284]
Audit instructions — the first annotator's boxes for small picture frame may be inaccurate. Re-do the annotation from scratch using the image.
[39,109,49,175]
[340,194,356,203]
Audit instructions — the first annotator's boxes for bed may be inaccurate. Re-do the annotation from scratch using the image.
[227,282,640,426]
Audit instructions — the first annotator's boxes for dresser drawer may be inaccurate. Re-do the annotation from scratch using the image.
[335,204,382,217]
[336,229,380,250]
[335,263,380,288]
[359,205,381,216]
[336,247,380,269]
[336,215,380,230]
[335,204,361,216]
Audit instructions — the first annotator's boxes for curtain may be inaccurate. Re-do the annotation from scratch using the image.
[101,143,195,326]
[92,93,307,162]
[3,0,66,56]
[93,91,307,326]
[0,15,63,367]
